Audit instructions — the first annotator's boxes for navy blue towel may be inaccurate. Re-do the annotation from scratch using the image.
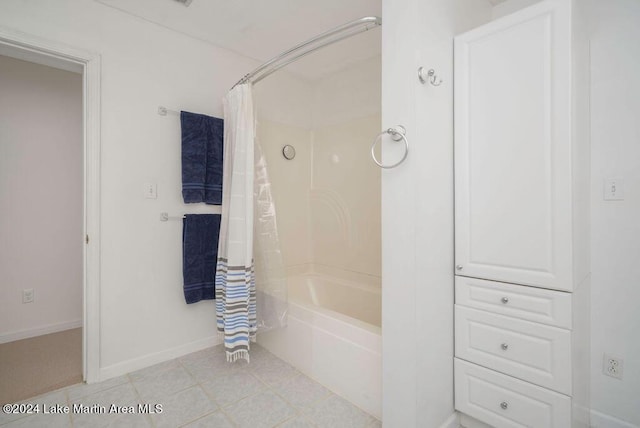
[182,214,221,304]
[180,111,224,205]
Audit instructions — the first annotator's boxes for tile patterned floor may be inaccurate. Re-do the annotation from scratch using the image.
[0,344,380,428]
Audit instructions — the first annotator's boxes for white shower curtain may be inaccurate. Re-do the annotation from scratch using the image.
[216,84,257,363]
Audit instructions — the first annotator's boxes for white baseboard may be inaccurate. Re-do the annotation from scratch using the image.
[97,335,223,382]
[459,409,639,428]
[0,319,82,344]
[439,412,460,428]
[573,404,591,427]
[459,413,496,428]
[591,409,639,428]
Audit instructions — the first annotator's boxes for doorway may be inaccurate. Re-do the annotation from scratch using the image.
[0,28,102,401]
[0,53,83,403]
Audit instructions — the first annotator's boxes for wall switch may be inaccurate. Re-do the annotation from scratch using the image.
[22,288,34,304]
[603,353,624,379]
[604,178,624,200]
[144,183,157,199]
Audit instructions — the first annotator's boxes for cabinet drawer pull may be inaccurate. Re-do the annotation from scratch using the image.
[500,401,508,410]
[501,297,509,304]
[501,343,509,351]
[456,264,463,271]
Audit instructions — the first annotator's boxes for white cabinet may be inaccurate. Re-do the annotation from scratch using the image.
[455,277,572,328]
[454,0,589,292]
[453,0,590,427]
[455,359,572,428]
[456,304,572,394]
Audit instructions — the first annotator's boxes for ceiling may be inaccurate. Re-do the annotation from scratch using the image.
[95,0,383,81]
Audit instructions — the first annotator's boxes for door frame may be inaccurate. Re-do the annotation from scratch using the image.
[0,26,101,383]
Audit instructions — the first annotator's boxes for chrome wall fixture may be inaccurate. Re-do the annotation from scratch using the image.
[231,16,381,89]
[158,106,179,116]
[160,212,185,221]
[370,126,409,169]
[418,67,443,86]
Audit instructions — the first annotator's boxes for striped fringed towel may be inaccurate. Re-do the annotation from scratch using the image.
[215,83,256,363]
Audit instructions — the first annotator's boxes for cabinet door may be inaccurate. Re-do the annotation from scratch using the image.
[454,0,573,291]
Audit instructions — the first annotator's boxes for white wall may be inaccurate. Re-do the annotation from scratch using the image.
[492,0,542,18]
[0,0,263,378]
[380,0,492,426]
[590,0,640,425]
[0,55,83,343]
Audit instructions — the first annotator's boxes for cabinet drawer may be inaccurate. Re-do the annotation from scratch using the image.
[455,306,571,394]
[455,277,572,328]
[455,358,571,428]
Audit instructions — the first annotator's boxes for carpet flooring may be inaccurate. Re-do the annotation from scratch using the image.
[0,328,82,405]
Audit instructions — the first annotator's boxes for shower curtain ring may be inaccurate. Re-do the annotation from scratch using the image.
[370,126,409,169]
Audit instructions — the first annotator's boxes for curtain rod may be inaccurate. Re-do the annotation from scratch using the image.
[231,16,381,90]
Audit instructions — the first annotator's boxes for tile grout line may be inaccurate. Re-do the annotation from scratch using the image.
[177,356,232,424]
[63,387,74,428]
[253,371,304,425]
[178,354,240,428]
[176,383,220,428]
[197,352,303,428]
[126,375,156,428]
[66,376,129,403]
[266,374,332,425]
[247,358,305,424]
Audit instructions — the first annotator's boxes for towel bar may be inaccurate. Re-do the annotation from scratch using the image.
[158,106,180,116]
[160,212,186,221]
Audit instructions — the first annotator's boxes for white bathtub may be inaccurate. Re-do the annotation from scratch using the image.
[257,271,382,418]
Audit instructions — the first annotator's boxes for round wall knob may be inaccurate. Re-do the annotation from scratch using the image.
[501,297,509,304]
[456,265,463,271]
[500,401,508,410]
[501,343,509,351]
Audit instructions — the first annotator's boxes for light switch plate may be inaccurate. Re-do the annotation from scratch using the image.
[144,183,158,199]
[23,288,34,304]
[604,178,624,201]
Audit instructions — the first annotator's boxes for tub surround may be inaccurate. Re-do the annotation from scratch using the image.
[254,56,382,284]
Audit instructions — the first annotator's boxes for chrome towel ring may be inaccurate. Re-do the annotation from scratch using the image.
[370,126,409,169]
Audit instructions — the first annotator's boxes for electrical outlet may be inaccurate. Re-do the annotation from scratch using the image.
[22,288,34,304]
[603,354,624,379]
